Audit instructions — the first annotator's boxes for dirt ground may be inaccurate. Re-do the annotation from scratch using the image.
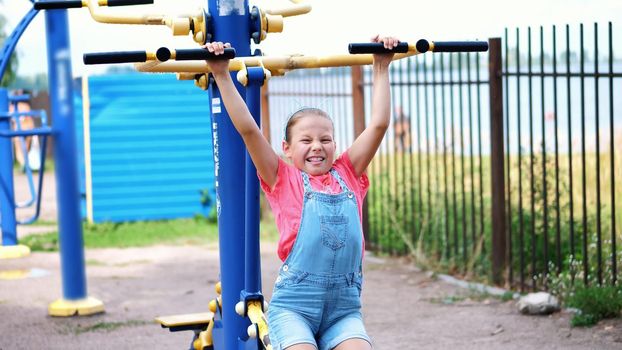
[1,173,621,350]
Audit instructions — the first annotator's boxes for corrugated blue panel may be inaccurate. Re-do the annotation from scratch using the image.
[75,73,216,222]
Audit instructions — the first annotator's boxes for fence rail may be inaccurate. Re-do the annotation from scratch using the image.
[264,22,620,291]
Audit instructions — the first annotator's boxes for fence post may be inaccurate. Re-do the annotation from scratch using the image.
[351,66,369,244]
[488,38,507,285]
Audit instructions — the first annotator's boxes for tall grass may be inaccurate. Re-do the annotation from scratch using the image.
[366,147,621,289]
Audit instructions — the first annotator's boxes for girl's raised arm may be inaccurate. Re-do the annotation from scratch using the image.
[206,42,279,188]
[348,35,398,177]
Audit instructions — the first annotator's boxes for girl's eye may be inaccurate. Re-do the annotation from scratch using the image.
[301,139,311,144]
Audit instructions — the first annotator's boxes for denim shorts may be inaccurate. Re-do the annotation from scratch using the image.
[267,268,371,350]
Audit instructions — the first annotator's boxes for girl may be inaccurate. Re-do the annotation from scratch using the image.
[205,35,398,350]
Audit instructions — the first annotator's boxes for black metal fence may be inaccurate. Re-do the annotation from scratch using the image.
[264,22,620,291]
[503,23,620,290]
[362,48,491,281]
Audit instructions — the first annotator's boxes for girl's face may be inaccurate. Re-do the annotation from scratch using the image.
[282,114,336,176]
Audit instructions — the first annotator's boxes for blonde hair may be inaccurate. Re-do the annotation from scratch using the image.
[283,107,333,143]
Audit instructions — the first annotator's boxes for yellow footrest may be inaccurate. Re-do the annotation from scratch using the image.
[156,312,214,331]
[0,245,31,259]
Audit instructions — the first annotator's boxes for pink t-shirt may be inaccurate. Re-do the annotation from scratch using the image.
[259,151,369,261]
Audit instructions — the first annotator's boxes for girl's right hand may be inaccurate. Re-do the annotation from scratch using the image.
[203,41,231,76]
[370,34,399,68]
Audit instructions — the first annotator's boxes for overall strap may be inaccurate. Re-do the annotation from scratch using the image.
[300,169,350,193]
[329,168,350,193]
[301,171,312,192]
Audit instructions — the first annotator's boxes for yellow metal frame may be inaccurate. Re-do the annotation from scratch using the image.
[136,49,420,76]
[75,0,207,44]
[247,300,272,350]
[48,296,105,317]
[0,244,31,259]
[77,0,308,45]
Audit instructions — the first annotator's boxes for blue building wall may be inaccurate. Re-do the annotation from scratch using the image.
[74,73,215,222]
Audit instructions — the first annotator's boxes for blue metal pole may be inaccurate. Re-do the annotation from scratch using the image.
[207,1,252,348]
[0,88,18,246]
[44,10,87,300]
[244,67,264,295]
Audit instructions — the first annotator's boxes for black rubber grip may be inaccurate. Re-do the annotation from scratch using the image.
[172,48,236,61]
[430,41,489,53]
[33,0,83,10]
[83,51,147,64]
[348,42,409,54]
[106,0,154,6]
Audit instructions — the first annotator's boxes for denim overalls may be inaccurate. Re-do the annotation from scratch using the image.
[267,169,370,350]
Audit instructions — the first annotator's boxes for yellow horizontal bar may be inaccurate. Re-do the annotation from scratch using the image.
[85,0,166,25]
[135,51,419,74]
[266,4,311,17]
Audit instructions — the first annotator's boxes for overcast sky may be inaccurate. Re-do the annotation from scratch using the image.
[2,0,621,77]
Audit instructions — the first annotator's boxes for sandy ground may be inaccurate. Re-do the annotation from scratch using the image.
[1,172,621,350]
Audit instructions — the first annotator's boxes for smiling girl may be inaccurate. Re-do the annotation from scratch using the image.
[205,35,398,350]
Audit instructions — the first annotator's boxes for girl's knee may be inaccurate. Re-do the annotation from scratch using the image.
[332,338,372,350]
[285,344,318,350]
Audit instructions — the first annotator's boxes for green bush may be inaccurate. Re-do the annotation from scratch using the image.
[566,285,622,327]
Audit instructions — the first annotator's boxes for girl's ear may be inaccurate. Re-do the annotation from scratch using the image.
[282,140,292,158]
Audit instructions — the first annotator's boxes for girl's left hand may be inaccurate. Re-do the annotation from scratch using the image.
[203,41,232,76]
[371,34,399,67]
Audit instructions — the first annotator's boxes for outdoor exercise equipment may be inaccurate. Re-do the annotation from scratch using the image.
[0,93,51,230]
[32,0,486,347]
[2,0,198,316]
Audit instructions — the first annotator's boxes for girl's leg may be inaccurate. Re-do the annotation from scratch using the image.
[333,338,372,350]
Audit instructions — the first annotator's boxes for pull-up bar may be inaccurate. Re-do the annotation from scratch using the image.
[83,47,236,64]
[82,39,487,78]
[33,0,153,10]
[348,40,488,54]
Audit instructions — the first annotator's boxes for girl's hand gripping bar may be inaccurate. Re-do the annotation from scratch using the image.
[34,0,153,10]
[348,40,488,54]
[155,47,236,62]
[348,42,410,54]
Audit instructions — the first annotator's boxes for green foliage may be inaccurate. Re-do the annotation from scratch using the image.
[366,146,621,290]
[21,213,280,252]
[0,8,19,87]
[367,152,491,281]
[72,320,150,334]
[501,291,515,302]
[7,73,48,91]
[566,285,622,327]
[21,219,220,251]
[198,188,218,223]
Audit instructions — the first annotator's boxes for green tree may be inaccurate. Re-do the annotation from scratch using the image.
[0,1,19,87]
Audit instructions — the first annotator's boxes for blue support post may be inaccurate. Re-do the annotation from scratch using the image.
[44,9,103,316]
[242,67,264,298]
[207,0,252,348]
[0,88,18,246]
[237,67,265,350]
[244,67,264,295]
